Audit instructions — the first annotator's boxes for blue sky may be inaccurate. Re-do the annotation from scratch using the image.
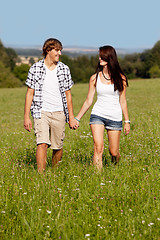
[0,0,159,49]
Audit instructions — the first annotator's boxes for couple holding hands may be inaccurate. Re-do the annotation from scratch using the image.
[24,38,130,172]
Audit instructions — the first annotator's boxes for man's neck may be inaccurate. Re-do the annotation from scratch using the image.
[44,57,57,71]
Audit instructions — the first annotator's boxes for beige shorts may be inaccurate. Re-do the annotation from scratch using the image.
[34,111,66,149]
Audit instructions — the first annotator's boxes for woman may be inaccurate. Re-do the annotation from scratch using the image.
[75,45,130,169]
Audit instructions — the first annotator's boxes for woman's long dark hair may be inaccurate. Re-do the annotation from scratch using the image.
[95,46,128,92]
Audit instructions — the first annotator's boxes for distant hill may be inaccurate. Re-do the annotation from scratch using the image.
[14,48,42,57]
[9,45,147,58]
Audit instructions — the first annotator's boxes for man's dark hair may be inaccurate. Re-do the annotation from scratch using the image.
[42,38,63,58]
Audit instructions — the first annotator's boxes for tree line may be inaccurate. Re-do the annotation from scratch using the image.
[0,40,160,88]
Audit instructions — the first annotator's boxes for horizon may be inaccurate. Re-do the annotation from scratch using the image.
[1,0,160,50]
[4,42,149,55]
[4,42,151,51]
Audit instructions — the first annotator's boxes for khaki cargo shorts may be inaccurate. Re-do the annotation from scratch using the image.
[34,111,66,149]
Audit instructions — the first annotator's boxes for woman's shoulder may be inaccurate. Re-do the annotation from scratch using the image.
[88,74,97,87]
[90,73,97,82]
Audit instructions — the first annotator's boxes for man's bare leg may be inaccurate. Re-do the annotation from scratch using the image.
[36,143,48,173]
[52,149,63,168]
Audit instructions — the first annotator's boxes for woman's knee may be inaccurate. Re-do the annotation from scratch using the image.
[94,144,104,155]
[109,148,119,157]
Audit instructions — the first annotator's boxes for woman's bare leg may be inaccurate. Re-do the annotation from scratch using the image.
[107,130,121,164]
[90,124,105,170]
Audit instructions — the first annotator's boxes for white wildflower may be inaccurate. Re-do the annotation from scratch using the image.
[148,223,154,226]
[47,210,51,214]
[85,234,90,237]
[100,183,105,186]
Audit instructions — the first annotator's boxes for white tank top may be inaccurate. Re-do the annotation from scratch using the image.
[42,65,63,112]
[91,74,122,121]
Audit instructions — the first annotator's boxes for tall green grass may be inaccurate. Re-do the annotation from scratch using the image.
[0,79,160,239]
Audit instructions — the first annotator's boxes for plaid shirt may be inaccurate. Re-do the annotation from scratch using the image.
[25,59,74,122]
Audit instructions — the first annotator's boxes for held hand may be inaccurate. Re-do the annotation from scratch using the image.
[69,117,79,130]
[74,119,80,129]
[124,123,130,135]
[74,116,80,130]
[24,117,32,132]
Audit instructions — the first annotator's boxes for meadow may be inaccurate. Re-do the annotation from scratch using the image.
[0,79,160,239]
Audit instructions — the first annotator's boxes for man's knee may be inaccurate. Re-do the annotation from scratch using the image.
[53,148,63,155]
[37,143,48,151]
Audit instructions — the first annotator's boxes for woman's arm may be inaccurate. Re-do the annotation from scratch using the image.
[119,80,130,135]
[76,74,96,121]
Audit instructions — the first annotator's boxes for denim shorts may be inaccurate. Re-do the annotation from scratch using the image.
[89,114,122,131]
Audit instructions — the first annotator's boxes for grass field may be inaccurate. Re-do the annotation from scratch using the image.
[0,79,160,239]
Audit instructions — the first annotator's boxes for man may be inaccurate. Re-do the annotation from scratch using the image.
[24,38,78,172]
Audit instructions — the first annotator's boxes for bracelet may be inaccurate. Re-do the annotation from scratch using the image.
[124,120,130,124]
[74,117,80,122]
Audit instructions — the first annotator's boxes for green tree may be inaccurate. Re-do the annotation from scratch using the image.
[148,65,160,78]
[13,64,30,83]
[150,41,160,67]
[0,61,22,88]
[5,47,17,70]
[0,41,10,67]
[29,57,35,65]
[0,41,17,71]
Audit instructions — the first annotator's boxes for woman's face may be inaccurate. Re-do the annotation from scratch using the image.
[99,56,107,67]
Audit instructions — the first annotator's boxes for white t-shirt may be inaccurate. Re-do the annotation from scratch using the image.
[41,65,63,112]
[91,74,122,121]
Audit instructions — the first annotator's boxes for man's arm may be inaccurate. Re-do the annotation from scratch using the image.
[65,89,79,129]
[24,87,34,132]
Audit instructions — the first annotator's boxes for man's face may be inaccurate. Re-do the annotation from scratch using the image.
[48,48,62,63]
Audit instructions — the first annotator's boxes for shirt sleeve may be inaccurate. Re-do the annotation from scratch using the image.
[25,65,35,89]
[64,66,74,91]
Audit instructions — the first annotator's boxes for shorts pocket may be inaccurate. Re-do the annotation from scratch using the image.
[34,119,42,135]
